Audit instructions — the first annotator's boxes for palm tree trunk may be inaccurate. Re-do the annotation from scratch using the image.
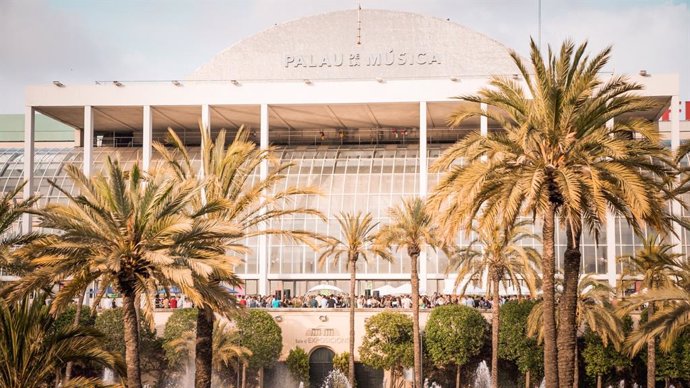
[597,375,602,388]
[542,202,559,388]
[410,252,422,388]
[647,303,655,388]
[349,257,357,386]
[241,362,247,388]
[259,367,265,388]
[195,304,215,388]
[64,290,86,383]
[525,371,530,388]
[491,278,500,388]
[122,287,143,388]
[573,344,579,388]
[558,225,581,388]
[456,364,461,388]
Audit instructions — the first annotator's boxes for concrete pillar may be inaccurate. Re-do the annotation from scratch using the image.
[259,104,269,295]
[605,119,617,287]
[201,104,211,181]
[480,102,488,289]
[83,106,93,177]
[480,103,488,136]
[143,105,152,172]
[419,101,428,293]
[21,107,35,234]
[671,95,683,253]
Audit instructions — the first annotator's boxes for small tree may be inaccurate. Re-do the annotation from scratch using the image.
[287,347,310,387]
[582,330,630,388]
[656,332,690,387]
[95,308,165,385]
[359,311,414,388]
[235,310,282,388]
[425,305,487,388]
[499,301,543,387]
[332,352,350,376]
[163,308,199,368]
[53,304,95,333]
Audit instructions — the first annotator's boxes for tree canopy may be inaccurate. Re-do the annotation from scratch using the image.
[359,311,414,372]
[234,310,282,370]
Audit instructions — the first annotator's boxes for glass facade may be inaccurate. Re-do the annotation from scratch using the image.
[0,144,681,295]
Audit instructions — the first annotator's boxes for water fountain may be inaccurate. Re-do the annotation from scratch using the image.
[423,379,442,388]
[319,369,351,388]
[472,361,491,388]
[103,368,114,384]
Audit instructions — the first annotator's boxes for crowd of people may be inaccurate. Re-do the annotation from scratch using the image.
[237,292,534,310]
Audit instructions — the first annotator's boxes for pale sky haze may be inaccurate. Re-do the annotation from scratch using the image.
[0,0,688,113]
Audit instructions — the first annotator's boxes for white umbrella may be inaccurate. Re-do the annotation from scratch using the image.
[499,284,532,296]
[392,283,412,295]
[307,284,344,294]
[443,282,485,295]
[374,285,397,296]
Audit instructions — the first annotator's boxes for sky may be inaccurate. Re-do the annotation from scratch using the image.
[0,0,688,114]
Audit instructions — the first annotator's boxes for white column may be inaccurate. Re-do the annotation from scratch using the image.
[605,119,617,287]
[480,102,489,289]
[201,104,211,133]
[671,95,683,253]
[143,106,153,172]
[21,107,35,234]
[258,104,269,296]
[419,101,428,293]
[480,103,488,136]
[83,106,93,177]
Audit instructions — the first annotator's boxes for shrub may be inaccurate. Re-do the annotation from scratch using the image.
[162,308,198,367]
[286,347,310,387]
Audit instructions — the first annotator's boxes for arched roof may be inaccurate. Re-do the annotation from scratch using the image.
[189,9,519,81]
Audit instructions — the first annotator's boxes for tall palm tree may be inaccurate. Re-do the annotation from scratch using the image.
[318,211,392,386]
[447,219,541,388]
[0,293,124,388]
[615,235,680,388]
[155,125,325,388]
[429,39,674,387]
[528,275,624,388]
[4,158,242,388]
[376,197,442,388]
[0,181,39,275]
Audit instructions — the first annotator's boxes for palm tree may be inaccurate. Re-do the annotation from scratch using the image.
[0,293,124,388]
[376,197,442,388]
[0,181,39,275]
[4,158,242,388]
[615,235,680,388]
[528,275,624,388]
[318,211,392,386]
[155,125,324,388]
[429,39,674,387]
[447,219,541,388]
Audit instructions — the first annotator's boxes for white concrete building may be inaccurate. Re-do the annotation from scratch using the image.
[5,9,684,297]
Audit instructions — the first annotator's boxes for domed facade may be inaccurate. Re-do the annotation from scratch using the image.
[190,9,519,81]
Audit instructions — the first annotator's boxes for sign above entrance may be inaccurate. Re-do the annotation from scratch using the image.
[284,50,442,69]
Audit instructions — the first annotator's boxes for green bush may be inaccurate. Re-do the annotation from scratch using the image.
[359,311,414,373]
[53,304,95,334]
[95,308,165,378]
[162,308,198,367]
[235,310,282,370]
[286,347,310,387]
[425,305,487,372]
[332,352,349,375]
[498,300,543,381]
